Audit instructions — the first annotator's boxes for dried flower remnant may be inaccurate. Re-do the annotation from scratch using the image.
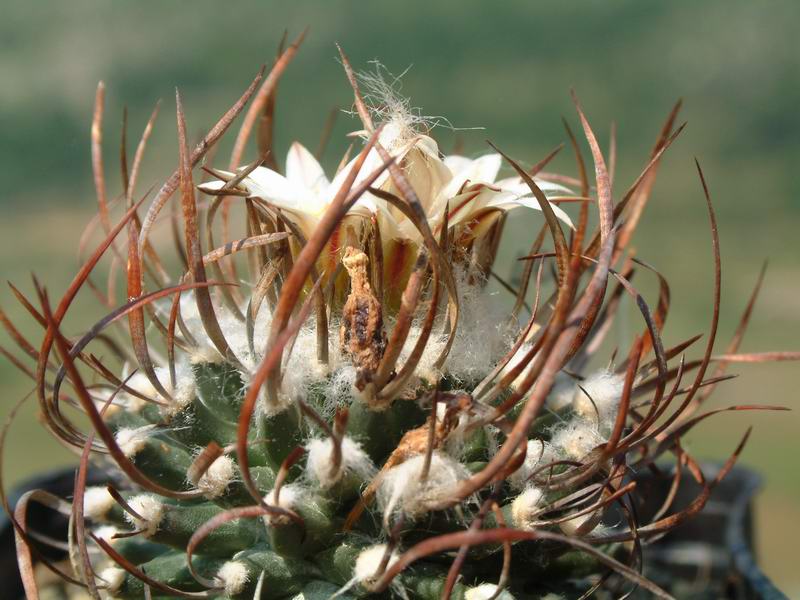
[1,35,797,600]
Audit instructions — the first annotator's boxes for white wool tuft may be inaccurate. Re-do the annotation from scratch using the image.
[356,62,447,153]
[197,455,236,498]
[508,439,559,490]
[114,425,155,458]
[281,326,332,399]
[252,386,295,419]
[118,371,158,413]
[572,370,625,432]
[83,486,116,521]
[377,452,469,520]
[354,544,399,585]
[547,372,580,411]
[160,362,196,419]
[319,365,358,417]
[403,269,514,387]
[559,509,602,537]
[93,525,120,543]
[125,494,164,537]
[510,486,545,530]
[217,560,249,596]
[550,418,605,461]
[306,436,376,489]
[466,583,516,600]
[264,483,308,510]
[99,567,126,593]
[117,365,197,416]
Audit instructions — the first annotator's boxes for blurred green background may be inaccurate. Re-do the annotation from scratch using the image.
[1,0,798,593]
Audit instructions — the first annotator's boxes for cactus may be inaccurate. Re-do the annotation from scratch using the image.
[2,38,796,600]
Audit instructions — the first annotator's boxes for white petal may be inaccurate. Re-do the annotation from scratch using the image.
[327,147,388,204]
[440,153,502,200]
[285,142,328,194]
[485,192,575,229]
[243,167,319,212]
[443,154,473,173]
[197,180,226,193]
[496,176,573,196]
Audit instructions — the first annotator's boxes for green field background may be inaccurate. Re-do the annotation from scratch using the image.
[1,0,798,593]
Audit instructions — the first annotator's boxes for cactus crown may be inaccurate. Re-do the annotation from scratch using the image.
[2,36,795,600]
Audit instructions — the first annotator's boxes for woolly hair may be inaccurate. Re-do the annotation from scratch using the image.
[547,371,581,412]
[550,418,605,461]
[406,268,514,386]
[377,451,469,520]
[217,561,249,596]
[281,325,334,401]
[171,291,274,369]
[196,454,236,499]
[572,369,625,432]
[114,424,156,458]
[264,483,309,523]
[353,544,399,586]
[354,61,449,154]
[320,365,359,417]
[306,436,376,489]
[466,583,517,600]
[83,486,116,521]
[503,353,577,410]
[117,371,158,414]
[93,525,120,543]
[160,362,196,419]
[507,439,558,490]
[124,494,164,537]
[510,486,545,531]
[99,567,126,594]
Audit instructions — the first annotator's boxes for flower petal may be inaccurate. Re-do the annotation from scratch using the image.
[243,166,318,212]
[285,142,328,194]
[496,176,573,196]
[441,153,502,199]
[485,192,575,229]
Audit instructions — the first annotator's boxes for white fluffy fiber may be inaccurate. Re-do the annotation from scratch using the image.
[116,371,158,414]
[161,362,196,418]
[217,560,249,596]
[124,494,164,537]
[114,424,156,458]
[377,451,468,520]
[99,567,126,593]
[507,439,559,490]
[572,369,625,432]
[354,544,399,585]
[197,454,236,498]
[400,269,515,386]
[550,419,605,461]
[466,583,516,600]
[115,363,195,418]
[510,486,544,531]
[306,436,376,489]
[263,482,304,510]
[93,525,120,543]
[83,486,116,521]
[281,326,334,402]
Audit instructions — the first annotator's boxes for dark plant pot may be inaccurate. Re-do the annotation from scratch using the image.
[0,465,785,598]
[631,463,786,600]
[1,466,111,599]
